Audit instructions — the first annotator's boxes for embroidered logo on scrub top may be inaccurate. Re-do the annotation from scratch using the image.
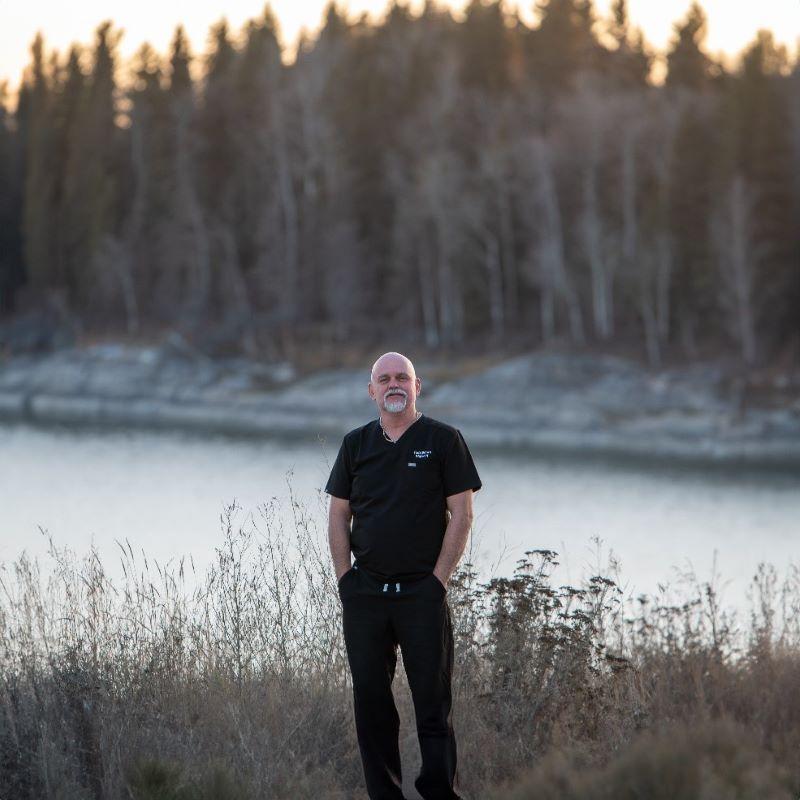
[413,450,433,459]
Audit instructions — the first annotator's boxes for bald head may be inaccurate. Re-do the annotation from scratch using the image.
[368,352,421,417]
[370,351,416,382]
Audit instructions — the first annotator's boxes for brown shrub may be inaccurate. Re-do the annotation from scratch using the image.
[491,719,793,800]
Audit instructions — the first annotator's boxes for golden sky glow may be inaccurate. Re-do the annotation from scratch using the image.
[2,0,798,89]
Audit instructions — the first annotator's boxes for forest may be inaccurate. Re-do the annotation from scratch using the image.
[0,0,797,367]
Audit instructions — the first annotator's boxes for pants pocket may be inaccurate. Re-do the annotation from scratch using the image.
[338,567,358,600]
[428,573,447,599]
[337,567,355,585]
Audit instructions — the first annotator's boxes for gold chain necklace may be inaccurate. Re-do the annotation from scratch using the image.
[380,410,422,443]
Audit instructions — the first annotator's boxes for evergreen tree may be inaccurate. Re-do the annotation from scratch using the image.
[61,22,122,317]
[157,26,211,323]
[168,26,192,95]
[233,7,283,282]
[459,0,512,93]
[195,18,239,328]
[733,32,798,351]
[604,0,652,87]
[665,4,717,352]
[52,46,88,297]
[123,42,171,328]
[198,18,238,220]
[0,83,24,313]
[291,2,367,335]
[21,34,58,296]
[228,8,285,351]
[527,0,601,94]
[666,2,714,89]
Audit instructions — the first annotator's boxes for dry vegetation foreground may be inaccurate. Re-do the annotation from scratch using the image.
[2,499,800,799]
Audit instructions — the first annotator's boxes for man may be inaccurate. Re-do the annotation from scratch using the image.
[326,351,482,800]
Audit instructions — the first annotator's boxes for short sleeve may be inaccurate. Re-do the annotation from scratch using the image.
[325,437,353,499]
[442,430,482,497]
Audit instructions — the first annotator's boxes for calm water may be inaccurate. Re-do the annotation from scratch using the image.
[2,422,799,608]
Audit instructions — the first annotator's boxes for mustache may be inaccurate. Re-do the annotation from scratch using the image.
[385,389,407,398]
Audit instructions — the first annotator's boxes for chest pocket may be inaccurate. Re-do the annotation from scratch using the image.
[402,456,441,494]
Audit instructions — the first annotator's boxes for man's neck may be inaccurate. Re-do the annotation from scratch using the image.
[380,407,419,437]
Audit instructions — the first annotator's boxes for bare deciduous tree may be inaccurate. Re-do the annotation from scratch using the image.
[713,176,759,364]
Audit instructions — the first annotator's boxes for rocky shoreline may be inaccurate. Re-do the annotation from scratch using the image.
[1,340,799,469]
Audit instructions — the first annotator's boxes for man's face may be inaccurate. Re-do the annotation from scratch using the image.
[369,355,421,415]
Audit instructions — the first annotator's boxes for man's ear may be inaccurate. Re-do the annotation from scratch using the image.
[416,377,421,396]
[368,382,375,399]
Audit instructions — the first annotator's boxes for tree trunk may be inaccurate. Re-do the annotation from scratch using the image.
[497,184,518,327]
[656,232,672,346]
[419,241,439,348]
[581,162,610,339]
[485,231,504,341]
[536,239,556,343]
[174,96,211,319]
[533,138,584,344]
[715,176,757,365]
[219,225,258,357]
[729,178,757,364]
[272,91,299,327]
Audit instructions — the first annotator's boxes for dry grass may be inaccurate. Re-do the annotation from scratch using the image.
[1,499,800,799]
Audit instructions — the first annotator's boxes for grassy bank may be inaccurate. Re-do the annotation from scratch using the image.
[1,500,799,799]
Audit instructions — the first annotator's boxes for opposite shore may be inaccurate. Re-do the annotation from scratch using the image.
[1,337,799,469]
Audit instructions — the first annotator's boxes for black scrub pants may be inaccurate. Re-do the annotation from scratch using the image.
[338,564,462,800]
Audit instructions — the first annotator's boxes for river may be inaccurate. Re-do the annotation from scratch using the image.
[2,422,798,610]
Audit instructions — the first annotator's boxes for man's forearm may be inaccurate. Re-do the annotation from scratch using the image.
[433,511,472,586]
[328,513,352,580]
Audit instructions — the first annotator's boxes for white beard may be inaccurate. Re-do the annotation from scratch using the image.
[383,393,407,413]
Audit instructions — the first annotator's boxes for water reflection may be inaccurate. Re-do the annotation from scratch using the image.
[2,422,798,611]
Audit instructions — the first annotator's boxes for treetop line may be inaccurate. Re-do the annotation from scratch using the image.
[0,0,796,366]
